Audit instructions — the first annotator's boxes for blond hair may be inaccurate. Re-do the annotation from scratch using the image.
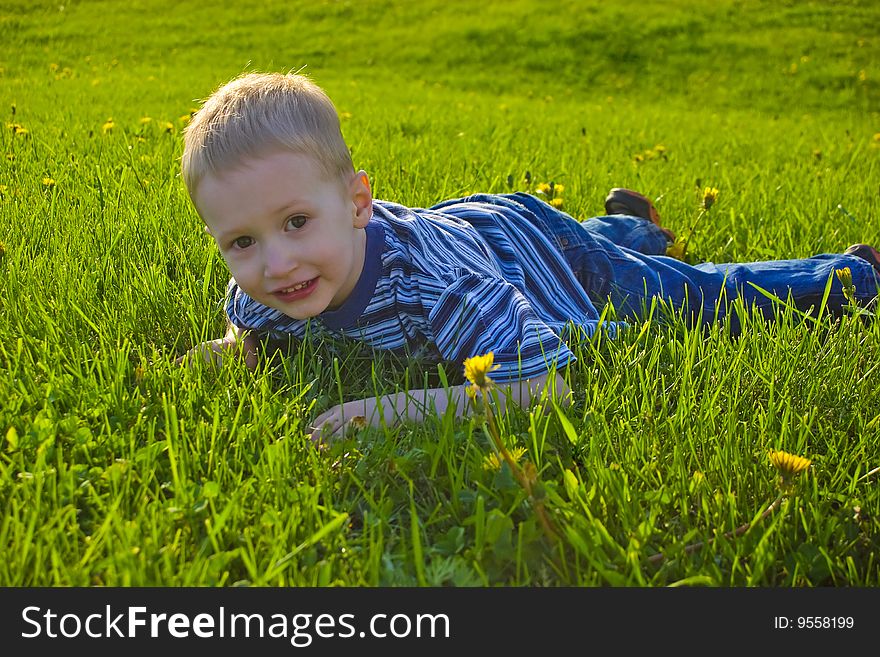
[181,71,353,198]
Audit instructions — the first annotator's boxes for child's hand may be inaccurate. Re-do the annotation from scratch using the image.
[176,329,260,370]
[310,399,377,443]
[308,386,464,443]
[176,336,235,367]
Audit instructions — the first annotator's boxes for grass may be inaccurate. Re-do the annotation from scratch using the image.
[0,0,879,586]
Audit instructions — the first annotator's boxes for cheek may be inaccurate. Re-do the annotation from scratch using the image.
[224,256,261,293]
[302,236,341,270]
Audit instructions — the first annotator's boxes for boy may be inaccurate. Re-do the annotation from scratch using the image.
[179,71,880,442]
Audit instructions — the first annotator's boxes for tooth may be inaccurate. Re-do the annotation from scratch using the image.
[282,280,310,294]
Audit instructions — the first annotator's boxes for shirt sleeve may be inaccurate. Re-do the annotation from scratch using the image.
[428,271,577,383]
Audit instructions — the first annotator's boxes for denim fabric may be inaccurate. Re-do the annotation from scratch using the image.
[581,215,671,255]
[500,193,880,332]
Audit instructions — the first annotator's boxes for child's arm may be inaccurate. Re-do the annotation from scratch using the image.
[310,372,570,442]
[176,322,260,369]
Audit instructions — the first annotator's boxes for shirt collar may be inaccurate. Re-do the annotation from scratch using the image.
[318,219,385,330]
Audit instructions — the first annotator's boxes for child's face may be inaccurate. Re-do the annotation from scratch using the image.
[194,150,372,320]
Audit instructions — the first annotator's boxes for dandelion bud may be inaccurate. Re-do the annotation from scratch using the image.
[702,187,719,211]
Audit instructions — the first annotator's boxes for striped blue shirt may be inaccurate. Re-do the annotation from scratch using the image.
[226,193,621,383]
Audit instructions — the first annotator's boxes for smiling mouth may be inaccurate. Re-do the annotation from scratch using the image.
[273,278,318,301]
[279,279,314,294]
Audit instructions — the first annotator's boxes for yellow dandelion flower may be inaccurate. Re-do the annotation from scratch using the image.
[835,267,853,289]
[768,450,811,480]
[341,415,368,438]
[139,117,152,125]
[102,118,114,134]
[873,133,880,143]
[160,121,174,133]
[553,184,565,194]
[482,446,527,471]
[178,114,191,125]
[535,182,552,195]
[550,197,564,209]
[463,351,500,389]
[633,153,644,163]
[702,186,719,211]
[339,111,353,120]
[0,184,7,196]
[7,123,27,136]
[666,239,687,260]
[41,177,56,188]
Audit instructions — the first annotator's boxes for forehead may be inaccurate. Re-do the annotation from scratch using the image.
[194,151,345,229]
[197,151,320,202]
[213,149,327,185]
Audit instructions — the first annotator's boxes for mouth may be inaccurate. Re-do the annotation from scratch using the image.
[273,277,317,301]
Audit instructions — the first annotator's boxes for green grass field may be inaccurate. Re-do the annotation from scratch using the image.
[1,0,879,586]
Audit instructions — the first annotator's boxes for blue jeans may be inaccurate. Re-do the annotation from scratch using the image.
[506,193,880,332]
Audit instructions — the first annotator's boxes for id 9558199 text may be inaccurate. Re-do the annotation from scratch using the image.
[773,616,854,630]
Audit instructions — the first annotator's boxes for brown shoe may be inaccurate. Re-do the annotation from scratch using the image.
[605,188,675,242]
[844,243,880,274]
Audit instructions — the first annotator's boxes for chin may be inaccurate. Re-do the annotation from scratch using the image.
[283,299,329,321]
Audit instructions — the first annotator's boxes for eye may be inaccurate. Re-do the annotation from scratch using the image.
[285,215,308,230]
[232,236,254,250]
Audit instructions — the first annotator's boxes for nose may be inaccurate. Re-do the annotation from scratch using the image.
[263,239,299,279]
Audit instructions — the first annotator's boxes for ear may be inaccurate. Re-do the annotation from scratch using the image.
[349,170,373,228]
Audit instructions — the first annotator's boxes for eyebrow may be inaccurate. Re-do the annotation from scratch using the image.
[273,200,310,217]
[271,202,296,216]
